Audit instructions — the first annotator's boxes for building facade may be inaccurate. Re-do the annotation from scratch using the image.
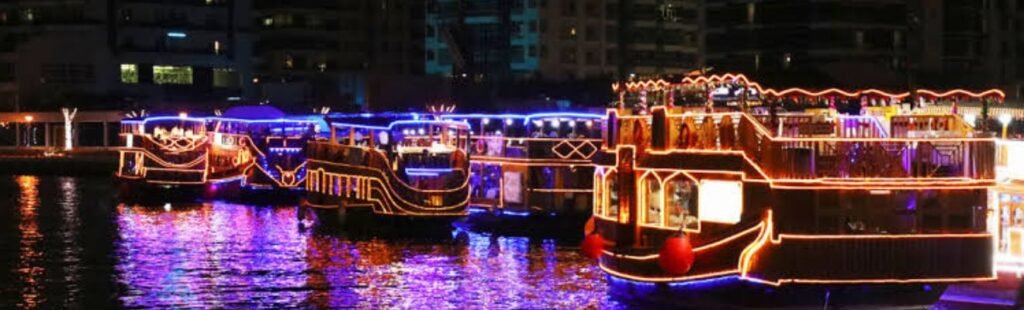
[705,0,909,89]
[425,0,703,82]
[0,0,254,112]
[253,0,429,111]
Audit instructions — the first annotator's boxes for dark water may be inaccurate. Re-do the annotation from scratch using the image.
[0,175,622,309]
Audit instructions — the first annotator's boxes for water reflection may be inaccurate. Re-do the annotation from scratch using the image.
[115,201,617,308]
[0,176,620,308]
[17,176,42,308]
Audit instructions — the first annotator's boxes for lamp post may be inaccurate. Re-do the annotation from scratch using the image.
[62,107,77,151]
[23,115,33,147]
[1000,114,1013,139]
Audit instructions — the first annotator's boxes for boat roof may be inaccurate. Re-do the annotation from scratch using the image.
[442,112,605,125]
[326,113,469,130]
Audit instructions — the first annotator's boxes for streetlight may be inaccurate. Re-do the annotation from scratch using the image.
[23,115,33,147]
[1000,114,1013,139]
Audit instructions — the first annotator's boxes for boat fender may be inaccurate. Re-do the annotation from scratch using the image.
[581,232,605,259]
[659,234,695,275]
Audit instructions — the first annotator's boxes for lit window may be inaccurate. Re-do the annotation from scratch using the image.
[697,180,742,224]
[284,55,294,69]
[644,176,662,225]
[213,41,221,54]
[262,18,273,26]
[120,64,138,84]
[665,177,698,230]
[213,68,237,88]
[153,65,193,85]
[606,172,619,218]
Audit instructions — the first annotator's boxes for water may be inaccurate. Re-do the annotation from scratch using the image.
[0,175,623,309]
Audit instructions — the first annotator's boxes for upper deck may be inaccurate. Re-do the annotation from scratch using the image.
[601,74,1003,188]
[603,108,995,188]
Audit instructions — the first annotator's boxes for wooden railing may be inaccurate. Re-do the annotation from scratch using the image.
[611,111,996,181]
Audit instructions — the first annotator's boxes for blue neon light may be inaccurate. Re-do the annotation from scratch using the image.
[329,119,471,131]
[605,274,740,289]
[501,210,531,217]
[406,172,440,177]
[522,112,604,125]
[167,32,187,38]
[405,167,455,174]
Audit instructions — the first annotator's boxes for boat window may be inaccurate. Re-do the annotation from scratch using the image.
[665,177,698,230]
[593,171,603,215]
[698,180,743,224]
[606,172,618,218]
[483,164,501,200]
[644,176,662,225]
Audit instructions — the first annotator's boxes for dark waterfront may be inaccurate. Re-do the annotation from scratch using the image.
[0,175,621,309]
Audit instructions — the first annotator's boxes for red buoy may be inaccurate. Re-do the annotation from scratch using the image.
[583,217,596,237]
[659,234,695,275]
[581,233,605,259]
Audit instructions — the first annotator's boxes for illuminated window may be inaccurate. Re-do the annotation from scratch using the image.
[644,176,662,225]
[153,65,193,85]
[698,180,743,224]
[593,171,604,215]
[606,172,618,218]
[120,64,138,84]
[665,177,698,230]
[284,55,294,69]
[262,18,273,26]
[213,68,237,88]
[213,40,222,54]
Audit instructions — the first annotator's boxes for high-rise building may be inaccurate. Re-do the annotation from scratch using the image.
[425,0,702,81]
[909,0,1024,100]
[253,0,428,110]
[0,0,254,112]
[705,0,909,89]
[113,0,254,108]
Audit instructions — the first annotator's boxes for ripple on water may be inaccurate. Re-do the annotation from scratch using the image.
[0,176,625,309]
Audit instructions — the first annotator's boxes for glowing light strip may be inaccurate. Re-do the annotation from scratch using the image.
[330,119,471,131]
[308,167,469,214]
[528,188,592,193]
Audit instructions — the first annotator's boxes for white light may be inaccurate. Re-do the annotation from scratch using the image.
[551,119,560,127]
[505,118,513,125]
[964,113,977,127]
[532,120,543,127]
[167,32,187,38]
[378,131,389,145]
[213,132,223,146]
[568,120,576,127]
[227,96,241,101]
[178,112,188,119]
[586,120,593,127]
[163,203,172,211]
[62,107,77,151]
[698,180,743,224]
[126,134,134,148]
[418,128,425,135]
[1000,114,1013,126]
[482,118,490,125]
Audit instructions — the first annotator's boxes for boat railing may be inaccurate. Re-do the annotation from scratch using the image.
[306,141,469,208]
[738,114,995,180]
[607,109,996,181]
[468,136,602,161]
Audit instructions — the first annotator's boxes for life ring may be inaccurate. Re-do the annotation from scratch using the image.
[474,139,486,154]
